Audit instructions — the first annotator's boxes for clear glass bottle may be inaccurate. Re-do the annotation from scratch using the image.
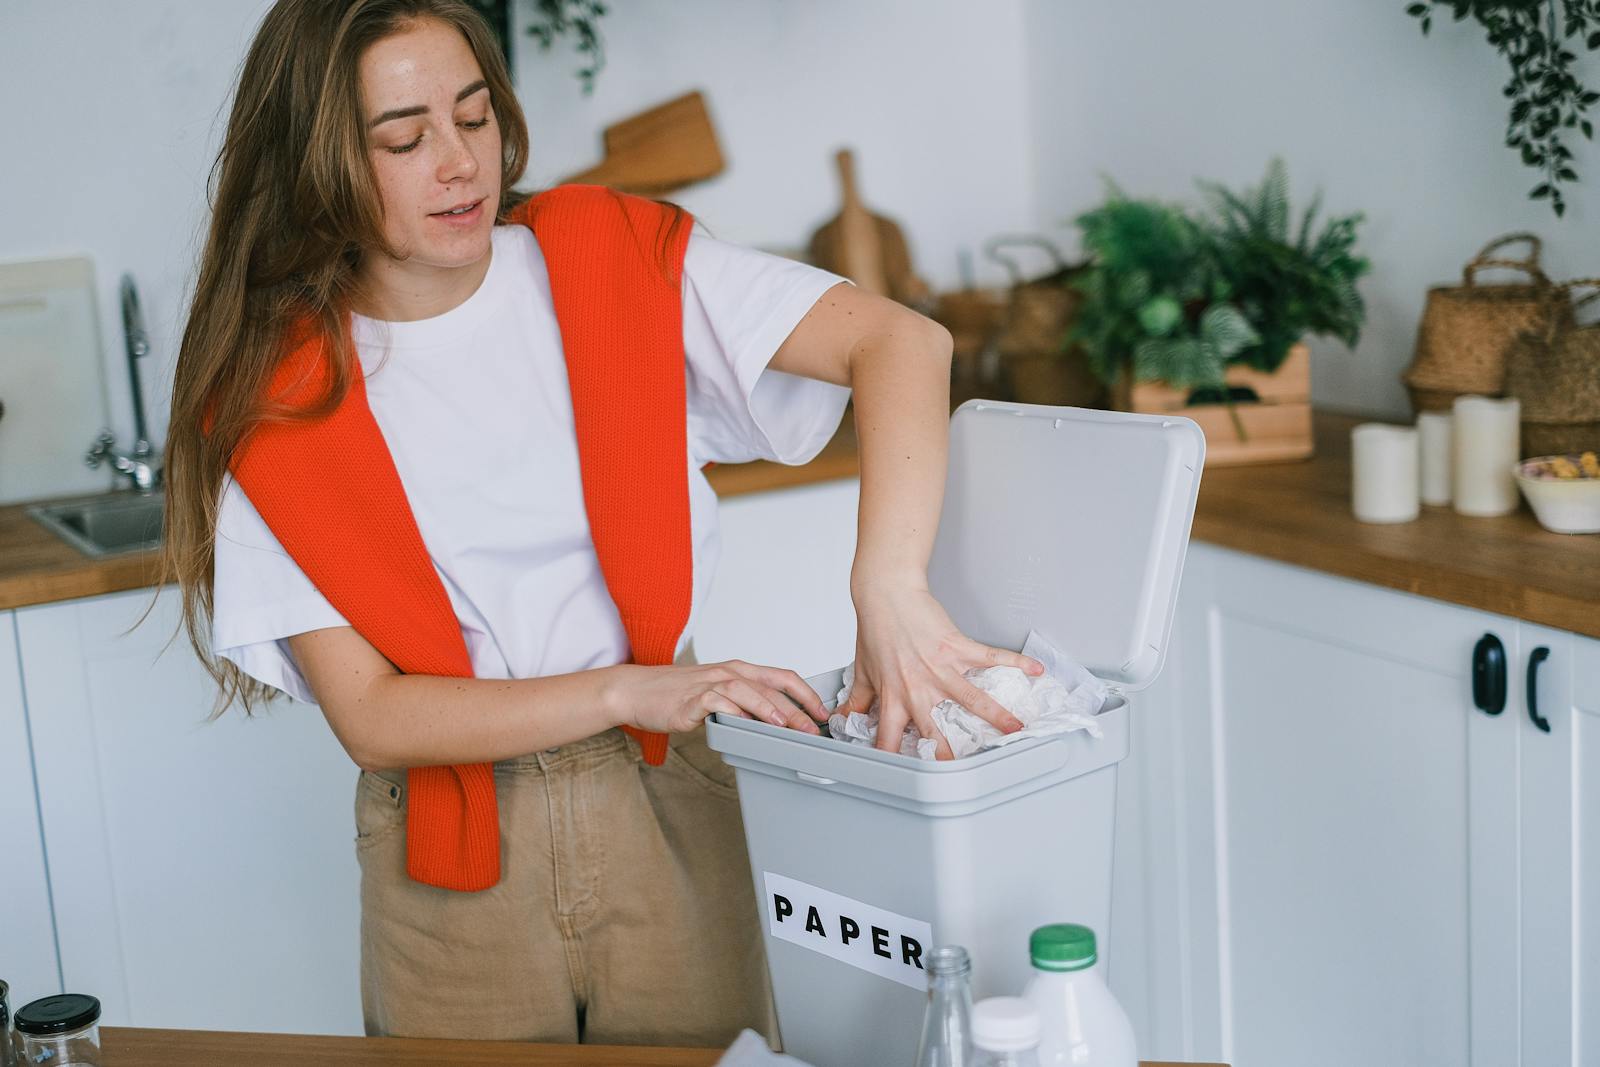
[0,979,17,1067]
[14,994,102,1067]
[915,944,975,1067]
[970,996,1042,1067]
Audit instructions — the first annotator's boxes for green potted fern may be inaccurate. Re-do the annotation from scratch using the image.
[1069,159,1369,464]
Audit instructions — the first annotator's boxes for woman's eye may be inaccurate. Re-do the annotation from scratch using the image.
[383,118,487,155]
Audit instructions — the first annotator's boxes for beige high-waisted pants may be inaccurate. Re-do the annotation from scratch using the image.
[353,716,776,1047]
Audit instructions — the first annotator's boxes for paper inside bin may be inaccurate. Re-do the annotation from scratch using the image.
[827,629,1109,760]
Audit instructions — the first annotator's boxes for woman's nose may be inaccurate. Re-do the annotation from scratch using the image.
[437,128,479,183]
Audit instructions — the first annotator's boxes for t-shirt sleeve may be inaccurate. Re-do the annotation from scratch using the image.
[681,223,854,465]
[211,473,349,705]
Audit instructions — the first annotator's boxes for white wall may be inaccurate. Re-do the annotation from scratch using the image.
[0,0,1035,451]
[1024,0,1598,418]
[513,0,1038,279]
[3,1,273,451]
[3,0,1595,451]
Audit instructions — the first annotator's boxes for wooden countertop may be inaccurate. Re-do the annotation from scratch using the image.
[4,409,1597,640]
[1193,411,1600,638]
[98,1026,1224,1066]
[0,493,167,612]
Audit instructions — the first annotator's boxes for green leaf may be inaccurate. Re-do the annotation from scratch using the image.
[1137,295,1184,336]
[1199,304,1262,360]
[1532,182,1553,198]
[1133,337,1226,389]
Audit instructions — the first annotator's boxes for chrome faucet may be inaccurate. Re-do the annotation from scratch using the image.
[86,273,162,494]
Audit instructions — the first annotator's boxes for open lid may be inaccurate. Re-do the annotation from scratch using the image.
[926,401,1205,691]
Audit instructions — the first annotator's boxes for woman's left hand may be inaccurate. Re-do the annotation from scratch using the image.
[837,580,1044,760]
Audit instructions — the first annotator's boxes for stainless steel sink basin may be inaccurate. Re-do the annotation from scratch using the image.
[29,491,164,557]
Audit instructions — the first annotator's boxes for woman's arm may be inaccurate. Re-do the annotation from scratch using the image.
[768,283,1042,758]
[288,626,825,771]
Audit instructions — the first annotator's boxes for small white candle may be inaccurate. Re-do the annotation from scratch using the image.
[1351,423,1420,524]
[1452,396,1521,517]
[1417,411,1453,507]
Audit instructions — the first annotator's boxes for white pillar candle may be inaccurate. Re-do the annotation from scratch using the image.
[1417,411,1453,507]
[1452,396,1521,517]
[1351,423,1421,524]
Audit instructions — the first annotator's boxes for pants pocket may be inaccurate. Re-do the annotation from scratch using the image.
[661,726,740,800]
[354,769,405,847]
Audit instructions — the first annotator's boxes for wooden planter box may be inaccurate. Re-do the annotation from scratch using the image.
[1120,342,1314,466]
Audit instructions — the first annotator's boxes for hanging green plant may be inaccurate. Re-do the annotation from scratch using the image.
[527,0,610,95]
[1406,0,1600,217]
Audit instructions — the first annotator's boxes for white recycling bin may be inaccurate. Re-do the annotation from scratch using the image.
[706,400,1204,1067]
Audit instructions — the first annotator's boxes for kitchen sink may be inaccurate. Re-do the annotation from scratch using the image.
[29,490,165,557]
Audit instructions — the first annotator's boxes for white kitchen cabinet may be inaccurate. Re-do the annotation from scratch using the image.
[1517,625,1600,1067]
[1123,542,1600,1067]
[1575,635,1600,1067]
[0,608,61,1010]
[16,586,362,1035]
[1138,542,1526,1066]
[695,477,860,678]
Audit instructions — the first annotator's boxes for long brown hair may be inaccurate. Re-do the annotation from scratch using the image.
[159,0,683,717]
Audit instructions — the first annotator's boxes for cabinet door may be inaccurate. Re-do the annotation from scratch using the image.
[1176,543,1519,1067]
[1576,636,1600,1067]
[17,587,362,1034]
[1518,625,1599,1066]
[0,609,61,1008]
[695,479,860,680]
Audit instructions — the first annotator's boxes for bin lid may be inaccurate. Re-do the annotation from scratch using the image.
[926,401,1204,691]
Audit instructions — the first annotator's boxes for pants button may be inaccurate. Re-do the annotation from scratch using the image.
[545,747,561,755]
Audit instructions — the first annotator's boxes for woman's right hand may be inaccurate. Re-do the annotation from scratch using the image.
[602,660,830,736]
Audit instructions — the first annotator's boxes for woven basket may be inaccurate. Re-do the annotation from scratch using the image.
[1403,233,1570,413]
[1505,279,1600,459]
[984,235,1105,408]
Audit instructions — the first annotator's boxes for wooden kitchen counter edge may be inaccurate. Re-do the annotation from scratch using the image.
[4,410,1597,640]
[99,1026,1226,1066]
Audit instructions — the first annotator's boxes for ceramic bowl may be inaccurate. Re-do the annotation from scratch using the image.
[1514,453,1600,534]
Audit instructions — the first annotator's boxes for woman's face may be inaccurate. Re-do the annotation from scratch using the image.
[359,18,502,274]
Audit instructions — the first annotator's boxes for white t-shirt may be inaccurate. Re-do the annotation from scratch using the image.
[211,222,851,704]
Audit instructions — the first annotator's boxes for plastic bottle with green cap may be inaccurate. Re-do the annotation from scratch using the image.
[1022,923,1136,1066]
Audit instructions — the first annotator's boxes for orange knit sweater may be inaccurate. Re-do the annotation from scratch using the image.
[230,185,694,891]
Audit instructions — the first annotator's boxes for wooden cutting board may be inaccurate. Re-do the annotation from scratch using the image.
[559,90,725,195]
[0,257,114,504]
[807,148,929,307]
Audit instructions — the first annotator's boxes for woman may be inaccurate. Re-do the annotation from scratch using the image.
[161,0,1041,1049]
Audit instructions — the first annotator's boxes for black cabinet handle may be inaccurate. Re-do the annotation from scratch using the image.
[1528,646,1552,734]
[1473,633,1507,715]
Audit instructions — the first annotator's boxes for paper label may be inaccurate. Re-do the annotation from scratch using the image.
[762,871,934,990]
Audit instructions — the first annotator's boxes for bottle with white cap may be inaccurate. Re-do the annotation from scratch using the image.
[969,996,1042,1067]
[1022,924,1136,1066]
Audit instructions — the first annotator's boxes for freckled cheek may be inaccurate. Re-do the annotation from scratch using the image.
[370,158,425,232]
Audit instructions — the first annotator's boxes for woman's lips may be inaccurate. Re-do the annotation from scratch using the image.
[430,199,484,225]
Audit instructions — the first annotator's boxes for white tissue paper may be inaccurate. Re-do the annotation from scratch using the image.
[827,629,1108,760]
[715,1028,817,1066]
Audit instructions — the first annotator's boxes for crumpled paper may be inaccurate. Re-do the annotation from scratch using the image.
[715,1028,817,1066]
[827,629,1109,760]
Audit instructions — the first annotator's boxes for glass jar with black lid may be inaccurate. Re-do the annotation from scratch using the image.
[14,994,102,1066]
